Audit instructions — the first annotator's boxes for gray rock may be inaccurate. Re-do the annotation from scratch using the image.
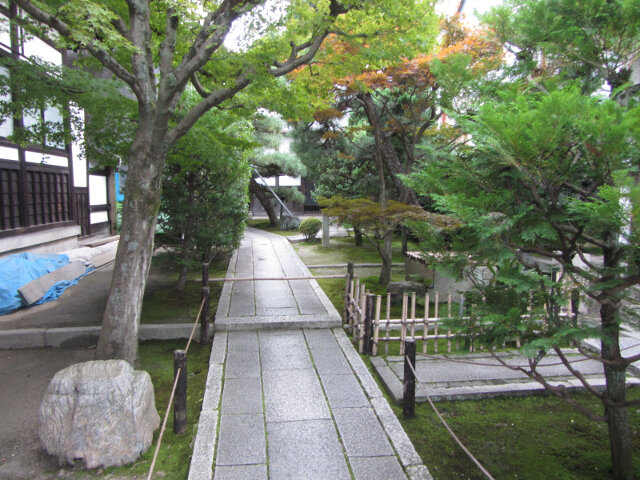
[39,360,160,469]
[279,214,301,230]
[386,281,426,297]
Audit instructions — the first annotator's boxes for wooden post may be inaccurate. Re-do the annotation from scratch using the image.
[385,293,391,355]
[458,293,464,351]
[344,262,355,324]
[372,295,381,356]
[403,339,416,419]
[173,350,187,434]
[447,292,452,353]
[363,294,375,355]
[423,293,429,354]
[400,294,408,355]
[434,292,439,353]
[200,263,211,344]
[410,292,416,339]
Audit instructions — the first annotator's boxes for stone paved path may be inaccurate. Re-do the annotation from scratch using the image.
[215,228,342,330]
[188,228,431,480]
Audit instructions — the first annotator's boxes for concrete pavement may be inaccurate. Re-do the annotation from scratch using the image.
[189,228,432,480]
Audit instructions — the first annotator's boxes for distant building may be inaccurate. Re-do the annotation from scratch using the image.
[0,2,114,258]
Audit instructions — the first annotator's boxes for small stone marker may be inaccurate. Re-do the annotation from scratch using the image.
[39,360,160,469]
[387,281,426,297]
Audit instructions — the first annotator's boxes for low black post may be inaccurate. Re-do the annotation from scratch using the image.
[363,294,376,355]
[173,349,187,434]
[403,339,416,419]
[200,262,210,344]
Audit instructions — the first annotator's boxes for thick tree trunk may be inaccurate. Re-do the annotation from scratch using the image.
[379,231,393,285]
[601,301,633,480]
[597,247,633,480]
[250,179,279,226]
[354,226,363,246]
[96,111,165,365]
[176,263,189,292]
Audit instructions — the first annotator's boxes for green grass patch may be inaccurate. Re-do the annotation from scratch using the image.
[295,235,418,266]
[247,218,300,237]
[77,339,211,479]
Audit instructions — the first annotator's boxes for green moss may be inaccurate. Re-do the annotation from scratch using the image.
[392,390,640,480]
[140,255,229,324]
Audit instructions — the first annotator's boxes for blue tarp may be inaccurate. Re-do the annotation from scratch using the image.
[0,253,72,315]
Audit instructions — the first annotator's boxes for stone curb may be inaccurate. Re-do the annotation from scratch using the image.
[0,323,214,349]
[188,332,226,480]
[332,328,433,480]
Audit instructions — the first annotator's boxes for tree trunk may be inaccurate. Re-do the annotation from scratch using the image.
[354,225,363,246]
[250,178,279,226]
[401,226,408,254]
[176,263,189,292]
[96,112,165,365]
[358,93,418,205]
[600,301,633,480]
[379,231,393,285]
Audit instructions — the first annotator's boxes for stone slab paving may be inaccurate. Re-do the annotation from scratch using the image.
[192,329,429,480]
[188,227,432,480]
[215,228,342,331]
[372,346,640,403]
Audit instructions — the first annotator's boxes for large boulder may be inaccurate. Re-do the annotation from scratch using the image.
[39,360,160,469]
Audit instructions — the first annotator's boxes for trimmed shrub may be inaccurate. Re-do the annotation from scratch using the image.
[299,217,322,241]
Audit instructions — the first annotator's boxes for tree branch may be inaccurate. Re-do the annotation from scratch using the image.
[269,31,329,77]
[190,73,210,98]
[174,0,262,92]
[159,7,179,79]
[489,351,606,422]
[553,347,605,400]
[166,69,254,148]
[14,0,139,96]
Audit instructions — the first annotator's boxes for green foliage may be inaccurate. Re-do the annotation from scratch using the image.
[299,217,322,241]
[157,95,251,268]
[408,4,640,472]
[0,56,135,166]
[483,0,640,94]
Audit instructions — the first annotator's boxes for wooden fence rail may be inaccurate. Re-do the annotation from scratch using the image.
[343,274,524,356]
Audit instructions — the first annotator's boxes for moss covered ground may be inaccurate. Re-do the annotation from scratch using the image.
[139,254,229,324]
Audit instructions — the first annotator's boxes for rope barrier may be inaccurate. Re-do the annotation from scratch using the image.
[146,296,206,480]
[208,274,346,282]
[405,357,496,480]
[146,366,182,480]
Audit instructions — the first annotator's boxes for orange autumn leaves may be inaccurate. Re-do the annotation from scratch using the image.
[290,16,502,97]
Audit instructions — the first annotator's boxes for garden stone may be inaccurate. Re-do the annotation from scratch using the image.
[279,214,301,230]
[39,360,160,469]
[387,281,426,297]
